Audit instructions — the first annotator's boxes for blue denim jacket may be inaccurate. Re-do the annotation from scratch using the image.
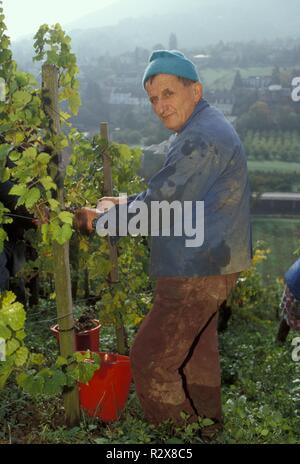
[97,98,252,277]
[285,258,300,300]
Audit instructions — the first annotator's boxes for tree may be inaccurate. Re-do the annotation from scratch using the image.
[232,70,243,90]
[271,65,281,85]
[169,33,178,50]
[153,43,165,51]
[236,101,274,133]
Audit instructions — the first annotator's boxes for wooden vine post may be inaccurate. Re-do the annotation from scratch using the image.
[42,64,80,427]
[100,122,127,354]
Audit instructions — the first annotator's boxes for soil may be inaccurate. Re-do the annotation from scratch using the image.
[74,315,98,333]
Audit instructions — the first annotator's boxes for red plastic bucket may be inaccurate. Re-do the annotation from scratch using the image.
[78,352,132,422]
[50,320,101,352]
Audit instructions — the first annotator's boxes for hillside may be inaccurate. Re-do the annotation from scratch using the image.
[67,0,300,52]
[12,0,300,56]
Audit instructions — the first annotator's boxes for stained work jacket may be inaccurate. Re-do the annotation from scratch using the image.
[97,98,252,277]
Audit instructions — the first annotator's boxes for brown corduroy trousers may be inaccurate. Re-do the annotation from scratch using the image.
[130,273,238,425]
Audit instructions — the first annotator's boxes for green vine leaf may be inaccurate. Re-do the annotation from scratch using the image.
[41,369,67,396]
[40,176,56,191]
[6,338,20,356]
[58,211,73,225]
[55,356,68,367]
[37,152,51,164]
[21,373,45,396]
[12,90,32,108]
[15,346,29,367]
[9,183,27,197]
[30,353,46,365]
[24,187,41,209]
[0,320,11,339]
[0,291,26,331]
[0,359,14,390]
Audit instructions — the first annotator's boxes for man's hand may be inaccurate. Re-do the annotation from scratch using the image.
[73,207,100,235]
[97,196,127,213]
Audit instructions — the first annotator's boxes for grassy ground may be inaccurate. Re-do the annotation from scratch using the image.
[1,295,300,444]
[200,67,276,90]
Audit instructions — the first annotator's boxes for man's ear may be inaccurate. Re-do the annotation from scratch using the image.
[193,82,203,102]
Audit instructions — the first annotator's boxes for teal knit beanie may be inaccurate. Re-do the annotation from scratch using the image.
[142,50,200,88]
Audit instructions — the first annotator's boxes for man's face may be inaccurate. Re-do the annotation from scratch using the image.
[146,74,202,132]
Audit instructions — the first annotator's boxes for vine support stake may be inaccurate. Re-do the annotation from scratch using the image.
[100,122,127,355]
[42,64,80,427]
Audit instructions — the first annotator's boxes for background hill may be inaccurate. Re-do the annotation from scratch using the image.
[66,0,300,54]
[12,0,300,57]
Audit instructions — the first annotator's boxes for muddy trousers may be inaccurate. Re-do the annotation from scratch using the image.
[130,274,238,425]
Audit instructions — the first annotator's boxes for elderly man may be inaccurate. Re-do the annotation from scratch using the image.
[76,50,252,433]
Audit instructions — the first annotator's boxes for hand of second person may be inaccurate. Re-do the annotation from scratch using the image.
[97,196,127,213]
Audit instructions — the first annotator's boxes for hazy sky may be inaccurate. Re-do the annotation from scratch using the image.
[4,0,116,41]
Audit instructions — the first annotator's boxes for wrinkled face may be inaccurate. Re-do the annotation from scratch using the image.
[146,74,202,132]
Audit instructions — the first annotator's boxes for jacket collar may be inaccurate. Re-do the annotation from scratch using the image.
[177,98,210,134]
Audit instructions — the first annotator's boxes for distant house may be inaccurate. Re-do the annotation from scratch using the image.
[243,76,272,89]
[205,89,234,105]
[109,91,149,107]
[114,72,141,87]
[260,85,292,104]
[193,54,211,67]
